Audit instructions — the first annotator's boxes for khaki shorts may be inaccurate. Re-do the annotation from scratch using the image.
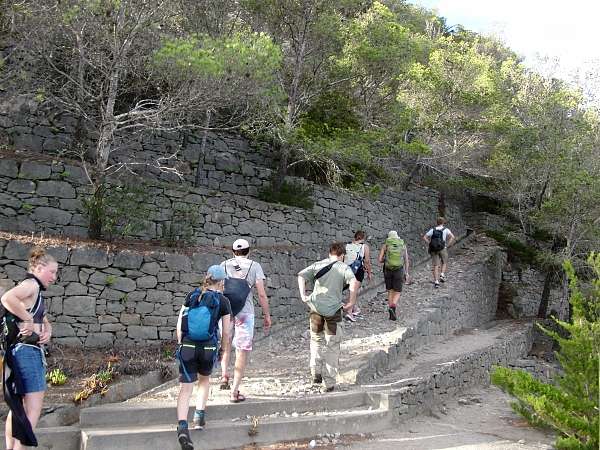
[430,248,448,266]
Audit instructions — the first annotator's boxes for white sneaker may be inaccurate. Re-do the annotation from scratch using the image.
[344,313,357,322]
[352,307,362,316]
[440,274,446,282]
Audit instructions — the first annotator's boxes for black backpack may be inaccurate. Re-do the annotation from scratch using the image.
[428,227,446,253]
[223,260,254,316]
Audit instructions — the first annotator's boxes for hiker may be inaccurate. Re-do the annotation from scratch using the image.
[422,217,456,288]
[1,247,58,450]
[219,238,271,403]
[176,265,232,450]
[298,242,358,392]
[378,231,410,321]
[343,230,373,322]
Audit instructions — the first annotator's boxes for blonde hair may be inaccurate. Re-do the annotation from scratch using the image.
[202,274,222,291]
[28,246,56,271]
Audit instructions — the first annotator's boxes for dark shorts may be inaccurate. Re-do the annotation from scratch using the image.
[354,267,365,283]
[177,339,218,383]
[309,309,342,336]
[384,267,404,292]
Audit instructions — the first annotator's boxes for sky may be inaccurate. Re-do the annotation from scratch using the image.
[408,0,600,103]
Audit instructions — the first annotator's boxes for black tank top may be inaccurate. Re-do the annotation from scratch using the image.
[20,273,46,325]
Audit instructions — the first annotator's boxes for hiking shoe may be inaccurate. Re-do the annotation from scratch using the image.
[440,274,446,283]
[434,281,440,289]
[192,410,205,430]
[352,306,362,316]
[312,374,323,385]
[321,385,335,393]
[177,424,194,450]
[388,307,397,321]
[344,313,357,322]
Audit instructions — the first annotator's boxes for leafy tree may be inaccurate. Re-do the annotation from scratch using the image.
[399,36,502,187]
[5,0,280,238]
[241,0,362,188]
[492,253,600,450]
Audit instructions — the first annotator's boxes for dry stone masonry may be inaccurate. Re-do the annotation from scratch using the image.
[0,238,328,347]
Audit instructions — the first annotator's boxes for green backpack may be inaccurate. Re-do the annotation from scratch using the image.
[385,237,405,270]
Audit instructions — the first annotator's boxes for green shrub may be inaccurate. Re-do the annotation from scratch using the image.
[492,253,600,450]
[46,368,68,386]
[258,179,314,209]
[160,202,201,247]
[485,229,539,266]
[82,181,151,241]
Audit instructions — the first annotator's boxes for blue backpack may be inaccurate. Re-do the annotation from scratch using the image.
[347,243,364,275]
[183,289,220,342]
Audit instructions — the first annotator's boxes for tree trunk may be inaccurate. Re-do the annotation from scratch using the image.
[537,270,554,318]
[194,109,212,188]
[438,190,447,218]
[273,141,290,191]
[401,156,421,190]
[87,182,106,240]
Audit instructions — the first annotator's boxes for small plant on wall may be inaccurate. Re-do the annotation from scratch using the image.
[82,181,151,241]
[160,201,201,247]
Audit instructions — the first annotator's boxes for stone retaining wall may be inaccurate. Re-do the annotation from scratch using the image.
[387,324,533,420]
[0,95,277,189]
[0,237,321,347]
[351,243,506,383]
[0,157,465,256]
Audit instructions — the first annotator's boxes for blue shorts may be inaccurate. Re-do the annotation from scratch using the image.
[11,344,47,394]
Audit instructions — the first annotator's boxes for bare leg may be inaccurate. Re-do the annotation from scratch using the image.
[220,319,233,380]
[387,290,395,307]
[231,349,249,395]
[176,383,194,421]
[5,410,14,450]
[194,376,210,411]
[13,391,45,450]
[432,264,440,283]
[352,282,362,314]
[388,291,400,308]
[441,262,448,276]
[220,345,231,380]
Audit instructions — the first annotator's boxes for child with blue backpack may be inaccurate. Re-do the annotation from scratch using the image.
[175,265,232,450]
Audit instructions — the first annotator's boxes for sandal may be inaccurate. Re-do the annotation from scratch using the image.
[219,375,230,390]
[230,391,246,403]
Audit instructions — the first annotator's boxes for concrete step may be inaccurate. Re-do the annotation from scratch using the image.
[80,405,393,450]
[14,319,532,450]
[79,391,373,428]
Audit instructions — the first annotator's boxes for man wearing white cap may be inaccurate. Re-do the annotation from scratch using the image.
[219,238,271,403]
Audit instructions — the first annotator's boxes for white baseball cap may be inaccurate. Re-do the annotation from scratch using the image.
[232,238,250,250]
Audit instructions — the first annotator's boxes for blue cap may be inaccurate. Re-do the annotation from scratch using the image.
[207,265,228,281]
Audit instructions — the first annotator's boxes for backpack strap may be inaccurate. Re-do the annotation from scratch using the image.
[315,261,336,280]
[225,259,254,283]
[243,261,254,281]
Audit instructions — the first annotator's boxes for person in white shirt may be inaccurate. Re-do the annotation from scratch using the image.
[219,239,271,403]
[422,217,456,288]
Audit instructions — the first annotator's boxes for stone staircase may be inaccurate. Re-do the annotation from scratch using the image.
[2,234,537,449]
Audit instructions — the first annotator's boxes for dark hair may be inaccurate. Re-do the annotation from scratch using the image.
[329,242,346,257]
[233,248,250,257]
[28,246,56,270]
[436,217,446,226]
[354,230,366,241]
